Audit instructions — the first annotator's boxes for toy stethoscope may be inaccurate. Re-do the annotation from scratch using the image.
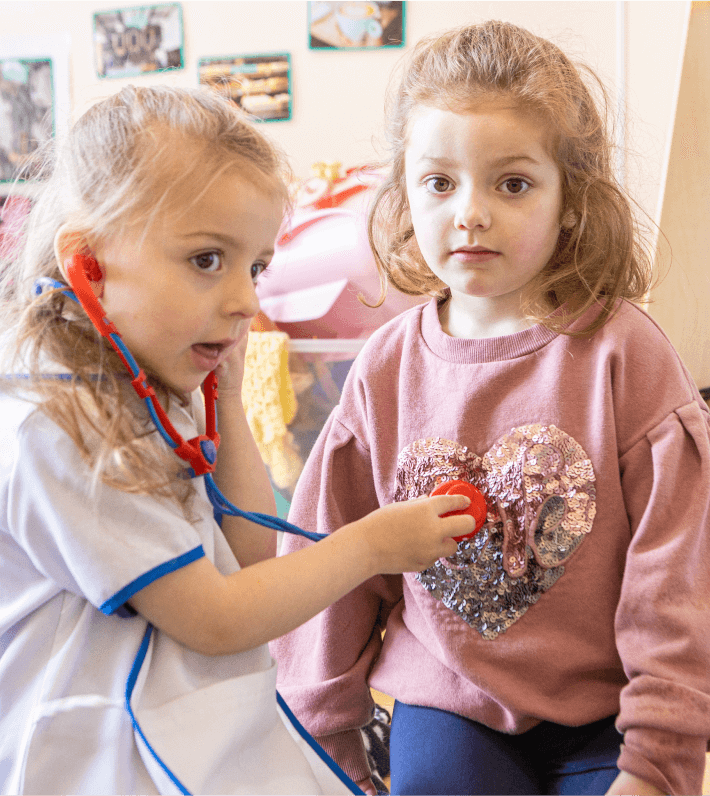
[34,253,326,543]
[37,254,487,546]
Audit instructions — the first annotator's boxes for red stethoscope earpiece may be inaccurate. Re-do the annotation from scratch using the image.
[65,254,115,334]
[81,253,102,283]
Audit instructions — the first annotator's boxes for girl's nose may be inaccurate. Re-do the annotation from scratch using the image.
[222,271,260,318]
[454,189,491,231]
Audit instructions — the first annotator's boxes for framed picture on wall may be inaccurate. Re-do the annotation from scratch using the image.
[0,58,53,183]
[0,34,70,185]
[198,53,292,122]
[308,1,405,50]
[93,3,184,79]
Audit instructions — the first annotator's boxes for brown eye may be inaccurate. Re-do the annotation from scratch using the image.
[191,251,222,272]
[251,261,268,282]
[501,178,529,194]
[425,176,453,194]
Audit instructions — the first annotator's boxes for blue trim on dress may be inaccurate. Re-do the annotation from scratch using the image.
[100,545,205,616]
[124,628,362,795]
[276,691,365,794]
[126,624,191,795]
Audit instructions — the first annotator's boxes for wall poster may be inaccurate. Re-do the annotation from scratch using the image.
[94,3,184,79]
[198,53,292,122]
[0,33,70,186]
[308,2,405,50]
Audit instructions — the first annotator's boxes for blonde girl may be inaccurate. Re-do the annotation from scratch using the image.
[272,21,710,796]
[0,85,475,795]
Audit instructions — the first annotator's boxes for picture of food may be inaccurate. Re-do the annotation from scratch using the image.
[198,53,291,122]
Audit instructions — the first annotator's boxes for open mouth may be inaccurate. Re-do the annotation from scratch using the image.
[192,342,225,359]
[190,339,235,371]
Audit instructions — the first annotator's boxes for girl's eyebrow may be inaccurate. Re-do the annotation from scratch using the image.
[415,154,542,168]
[180,231,242,247]
[416,155,457,167]
[491,154,541,167]
[180,230,275,258]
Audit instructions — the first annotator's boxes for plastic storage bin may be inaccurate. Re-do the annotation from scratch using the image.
[271,339,363,519]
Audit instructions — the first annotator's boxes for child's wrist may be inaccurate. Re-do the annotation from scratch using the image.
[215,381,245,401]
[349,516,383,578]
[332,520,380,582]
[215,390,248,417]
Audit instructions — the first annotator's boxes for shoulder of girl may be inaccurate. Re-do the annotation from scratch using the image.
[360,302,424,358]
[609,300,685,356]
[0,390,41,434]
[597,300,700,396]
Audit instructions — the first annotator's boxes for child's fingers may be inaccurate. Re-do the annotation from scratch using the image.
[443,512,476,537]
[213,335,250,395]
[429,494,476,542]
[439,535,460,559]
[429,493,472,513]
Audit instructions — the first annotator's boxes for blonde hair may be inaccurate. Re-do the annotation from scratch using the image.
[368,20,654,334]
[0,85,290,510]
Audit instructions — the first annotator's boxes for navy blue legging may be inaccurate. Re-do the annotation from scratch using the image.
[390,701,622,795]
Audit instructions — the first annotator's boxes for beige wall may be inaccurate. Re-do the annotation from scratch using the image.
[0,0,689,227]
[647,2,710,387]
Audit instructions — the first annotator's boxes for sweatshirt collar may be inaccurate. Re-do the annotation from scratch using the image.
[419,297,560,364]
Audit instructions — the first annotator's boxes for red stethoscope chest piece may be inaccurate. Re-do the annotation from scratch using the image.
[431,479,488,542]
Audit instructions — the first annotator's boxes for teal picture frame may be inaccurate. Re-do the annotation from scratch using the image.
[93,3,184,79]
[308,1,405,51]
[198,52,292,123]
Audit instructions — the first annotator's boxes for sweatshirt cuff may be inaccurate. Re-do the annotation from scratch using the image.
[617,727,707,795]
[316,729,371,785]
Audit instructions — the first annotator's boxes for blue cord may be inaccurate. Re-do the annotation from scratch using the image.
[111,332,325,540]
[34,278,326,543]
[204,473,325,541]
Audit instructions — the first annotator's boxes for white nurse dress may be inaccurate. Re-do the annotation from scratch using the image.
[0,388,360,795]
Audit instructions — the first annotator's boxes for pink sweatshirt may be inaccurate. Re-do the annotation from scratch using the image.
[271,298,710,795]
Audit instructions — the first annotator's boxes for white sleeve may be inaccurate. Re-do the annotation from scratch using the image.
[6,408,206,615]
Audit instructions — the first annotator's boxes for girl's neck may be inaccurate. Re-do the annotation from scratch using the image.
[438,292,542,340]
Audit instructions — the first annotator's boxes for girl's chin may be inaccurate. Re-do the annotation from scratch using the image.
[158,373,203,397]
[183,378,208,395]
[153,359,215,396]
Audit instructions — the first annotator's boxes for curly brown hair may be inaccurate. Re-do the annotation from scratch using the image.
[368,20,654,335]
[0,85,290,511]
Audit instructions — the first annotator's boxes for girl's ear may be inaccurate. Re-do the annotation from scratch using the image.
[54,224,104,298]
[561,208,576,230]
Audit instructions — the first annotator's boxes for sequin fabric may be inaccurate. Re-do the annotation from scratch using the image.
[394,426,596,639]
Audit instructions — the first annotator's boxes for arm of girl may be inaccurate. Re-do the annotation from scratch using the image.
[130,331,471,654]
[128,491,469,655]
[208,332,278,568]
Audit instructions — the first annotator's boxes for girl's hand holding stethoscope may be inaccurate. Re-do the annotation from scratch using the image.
[209,325,251,400]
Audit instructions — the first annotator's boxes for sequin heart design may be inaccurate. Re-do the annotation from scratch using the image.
[394,425,596,639]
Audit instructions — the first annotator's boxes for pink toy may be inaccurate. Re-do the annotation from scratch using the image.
[257,201,425,339]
